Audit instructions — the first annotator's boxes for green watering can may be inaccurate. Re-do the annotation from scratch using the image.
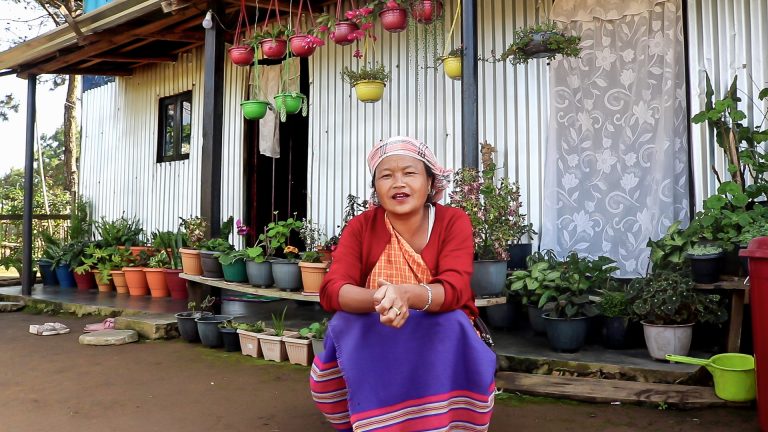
[666,353,756,402]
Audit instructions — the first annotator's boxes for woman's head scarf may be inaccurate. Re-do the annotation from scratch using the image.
[367,136,452,202]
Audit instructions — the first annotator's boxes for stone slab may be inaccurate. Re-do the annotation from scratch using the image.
[0,301,24,312]
[115,315,179,340]
[79,329,139,346]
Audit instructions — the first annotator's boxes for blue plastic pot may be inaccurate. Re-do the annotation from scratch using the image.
[37,259,58,286]
[54,264,76,288]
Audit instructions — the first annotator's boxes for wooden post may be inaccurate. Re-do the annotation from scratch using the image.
[22,75,37,295]
[461,0,478,169]
[200,1,225,238]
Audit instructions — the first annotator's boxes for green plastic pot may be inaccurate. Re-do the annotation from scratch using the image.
[241,100,270,120]
[274,93,305,115]
[222,259,248,283]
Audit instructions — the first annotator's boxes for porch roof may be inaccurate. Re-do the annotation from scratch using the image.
[0,0,333,79]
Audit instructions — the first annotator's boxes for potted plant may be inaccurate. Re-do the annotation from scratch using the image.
[175,295,215,343]
[507,250,561,333]
[195,309,234,349]
[178,216,207,275]
[300,319,328,357]
[240,48,273,121]
[218,319,242,352]
[197,216,235,279]
[378,0,408,32]
[144,251,170,297]
[288,10,326,58]
[410,0,443,24]
[626,270,728,360]
[315,11,360,46]
[252,23,290,60]
[266,213,304,291]
[38,232,61,286]
[686,244,724,284]
[500,21,581,66]
[108,246,133,294]
[152,229,188,300]
[244,241,275,287]
[122,249,150,296]
[598,289,630,349]
[450,142,530,297]
[229,0,254,66]
[49,240,80,288]
[298,218,329,294]
[283,327,314,366]
[76,244,121,292]
[70,241,97,291]
[235,321,268,358]
[259,307,297,362]
[537,252,617,353]
[341,62,390,103]
[218,249,249,283]
[273,57,307,122]
[436,45,463,81]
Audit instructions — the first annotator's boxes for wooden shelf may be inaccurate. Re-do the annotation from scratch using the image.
[179,273,506,307]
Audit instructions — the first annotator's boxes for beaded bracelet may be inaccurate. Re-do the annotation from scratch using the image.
[419,283,432,311]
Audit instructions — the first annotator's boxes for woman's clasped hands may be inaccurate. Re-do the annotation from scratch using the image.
[373,279,410,328]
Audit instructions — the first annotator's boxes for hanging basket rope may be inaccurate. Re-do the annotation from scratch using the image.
[233,0,250,46]
[442,0,461,57]
[294,0,316,34]
[261,0,283,33]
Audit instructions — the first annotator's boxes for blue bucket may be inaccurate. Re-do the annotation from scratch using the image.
[37,259,58,286]
[54,264,76,288]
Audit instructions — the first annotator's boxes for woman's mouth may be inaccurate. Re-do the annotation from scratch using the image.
[391,192,410,201]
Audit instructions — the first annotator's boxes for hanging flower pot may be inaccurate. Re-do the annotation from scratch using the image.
[331,21,359,46]
[241,100,271,120]
[289,34,317,57]
[411,0,443,24]
[260,38,287,59]
[354,80,386,103]
[442,56,462,80]
[229,45,255,66]
[379,7,408,32]
[274,92,306,115]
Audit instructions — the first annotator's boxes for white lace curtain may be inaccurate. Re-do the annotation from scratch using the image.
[540,0,689,276]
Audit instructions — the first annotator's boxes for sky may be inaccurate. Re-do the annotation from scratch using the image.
[0,1,68,177]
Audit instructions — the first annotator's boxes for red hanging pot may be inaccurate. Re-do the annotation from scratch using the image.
[332,21,359,46]
[379,7,408,32]
[411,0,443,24]
[260,38,288,59]
[289,35,317,57]
[229,45,255,66]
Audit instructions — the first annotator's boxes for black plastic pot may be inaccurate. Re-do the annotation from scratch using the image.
[485,301,517,329]
[470,260,507,297]
[527,303,546,334]
[195,315,233,348]
[739,245,750,276]
[199,250,224,279]
[220,327,241,352]
[507,243,532,270]
[523,31,558,58]
[175,311,212,343]
[687,252,723,284]
[543,313,588,353]
[603,316,629,349]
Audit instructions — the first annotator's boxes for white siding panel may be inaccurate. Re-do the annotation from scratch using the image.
[80,48,246,247]
[308,0,547,240]
[687,0,768,210]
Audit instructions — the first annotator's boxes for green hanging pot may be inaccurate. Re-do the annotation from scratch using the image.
[241,100,270,120]
[274,93,306,115]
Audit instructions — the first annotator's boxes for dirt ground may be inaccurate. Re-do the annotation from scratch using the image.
[0,312,758,432]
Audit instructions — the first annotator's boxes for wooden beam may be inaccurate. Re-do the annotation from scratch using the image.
[53,67,134,77]
[142,31,204,42]
[24,6,199,75]
[86,54,177,62]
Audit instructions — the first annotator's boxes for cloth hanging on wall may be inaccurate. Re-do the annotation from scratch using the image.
[259,58,300,158]
[540,0,689,276]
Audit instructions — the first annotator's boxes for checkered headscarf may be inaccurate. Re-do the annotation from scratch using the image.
[367,136,452,202]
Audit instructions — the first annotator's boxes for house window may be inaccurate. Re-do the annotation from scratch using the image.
[157,91,192,162]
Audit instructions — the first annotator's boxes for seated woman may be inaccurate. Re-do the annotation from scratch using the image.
[310,136,497,431]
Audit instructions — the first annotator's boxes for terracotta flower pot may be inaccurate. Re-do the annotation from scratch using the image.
[123,267,149,296]
[129,246,151,257]
[411,0,443,24]
[379,7,408,32]
[332,21,358,46]
[298,261,329,294]
[164,268,188,300]
[180,248,203,275]
[228,45,254,66]
[73,270,97,291]
[289,34,317,57]
[92,269,112,292]
[111,270,128,294]
[260,38,287,59]
[144,268,169,297]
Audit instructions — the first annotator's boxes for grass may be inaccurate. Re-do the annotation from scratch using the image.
[494,391,583,407]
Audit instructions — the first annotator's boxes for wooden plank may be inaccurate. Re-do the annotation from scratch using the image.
[143,31,205,42]
[495,372,744,409]
[180,273,507,307]
[728,290,746,353]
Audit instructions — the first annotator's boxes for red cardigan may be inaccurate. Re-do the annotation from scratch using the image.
[320,204,478,318]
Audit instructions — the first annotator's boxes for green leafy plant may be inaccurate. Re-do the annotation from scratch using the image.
[435,44,463,66]
[341,62,390,86]
[199,238,234,253]
[625,270,727,325]
[95,216,145,247]
[499,21,582,66]
[299,218,326,252]
[187,295,216,314]
[271,306,288,336]
[686,244,724,256]
[249,23,291,46]
[599,290,629,318]
[265,212,303,257]
[232,321,266,333]
[299,319,328,339]
[218,249,249,265]
[450,143,535,260]
[507,250,561,306]
[538,252,618,319]
[300,250,323,263]
[147,250,171,269]
[151,230,185,269]
[218,319,237,329]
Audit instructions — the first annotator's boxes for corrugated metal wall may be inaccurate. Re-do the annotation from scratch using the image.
[80,48,248,246]
[687,0,768,210]
[308,0,549,238]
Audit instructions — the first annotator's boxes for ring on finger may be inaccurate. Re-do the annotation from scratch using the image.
[391,306,401,316]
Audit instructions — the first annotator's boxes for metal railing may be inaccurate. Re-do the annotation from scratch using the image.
[0,214,71,262]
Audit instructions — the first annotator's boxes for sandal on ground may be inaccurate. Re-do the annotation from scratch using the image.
[29,323,69,336]
[83,318,115,333]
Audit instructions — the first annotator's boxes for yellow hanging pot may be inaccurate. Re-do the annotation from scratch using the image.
[354,80,386,103]
[443,56,462,81]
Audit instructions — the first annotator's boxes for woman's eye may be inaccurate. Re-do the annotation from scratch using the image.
[380,174,391,180]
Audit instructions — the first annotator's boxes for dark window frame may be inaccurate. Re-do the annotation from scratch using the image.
[157,91,192,163]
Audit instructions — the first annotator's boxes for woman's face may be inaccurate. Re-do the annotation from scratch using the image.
[374,155,433,217]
